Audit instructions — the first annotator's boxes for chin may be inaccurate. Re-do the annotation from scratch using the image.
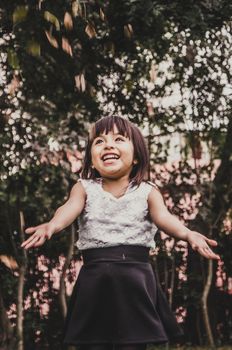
[101,173,120,179]
[99,170,120,178]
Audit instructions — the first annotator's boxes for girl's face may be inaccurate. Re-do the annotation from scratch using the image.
[91,125,136,180]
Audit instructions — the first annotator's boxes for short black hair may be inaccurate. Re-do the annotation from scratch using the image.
[81,116,149,186]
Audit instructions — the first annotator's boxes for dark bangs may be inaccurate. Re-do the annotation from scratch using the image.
[90,116,133,140]
[82,116,149,186]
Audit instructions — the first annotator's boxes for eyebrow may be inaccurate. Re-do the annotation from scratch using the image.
[96,132,126,137]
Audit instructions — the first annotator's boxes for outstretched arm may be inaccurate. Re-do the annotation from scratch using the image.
[21,182,86,250]
[148,187,220,260]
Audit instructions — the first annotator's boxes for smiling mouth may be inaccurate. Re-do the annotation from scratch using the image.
[101,153,120,161]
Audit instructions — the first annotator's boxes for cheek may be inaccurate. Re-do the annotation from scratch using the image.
[122,146,134,163]
[90,148,97,163]
[129,145,135,160]
[91,147,101,164]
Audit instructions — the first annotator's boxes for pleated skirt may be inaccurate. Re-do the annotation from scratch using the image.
[62,245,183,346]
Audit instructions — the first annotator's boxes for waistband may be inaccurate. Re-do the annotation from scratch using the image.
[81,245,150,264]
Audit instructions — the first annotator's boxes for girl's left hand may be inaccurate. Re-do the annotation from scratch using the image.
[187,231,220,260]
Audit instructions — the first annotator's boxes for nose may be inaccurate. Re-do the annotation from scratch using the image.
[104,138,115,149]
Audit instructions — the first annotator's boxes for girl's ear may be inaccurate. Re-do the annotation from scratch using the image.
[133,159,138,165]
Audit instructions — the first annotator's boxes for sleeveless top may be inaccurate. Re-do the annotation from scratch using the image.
[76,179,158,250]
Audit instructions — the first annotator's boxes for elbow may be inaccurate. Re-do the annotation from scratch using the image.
[151,212,171,230]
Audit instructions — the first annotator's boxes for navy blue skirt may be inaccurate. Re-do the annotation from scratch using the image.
[62,245,183,346]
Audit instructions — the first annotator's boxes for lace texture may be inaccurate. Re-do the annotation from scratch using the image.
[76,179,158,250]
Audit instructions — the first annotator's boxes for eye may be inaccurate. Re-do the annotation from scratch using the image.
[94,138,103,145]
[115,136,125,142]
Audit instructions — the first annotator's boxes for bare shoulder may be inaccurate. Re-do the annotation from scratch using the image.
[69,181,86,201]
[146,181,164,205]
[146,182,168,220]
[146,180,159,191]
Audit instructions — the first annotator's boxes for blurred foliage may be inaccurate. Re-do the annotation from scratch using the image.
[0,0,232,349]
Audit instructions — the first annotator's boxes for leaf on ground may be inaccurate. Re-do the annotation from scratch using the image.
[72,0,82,17]
[147,102,154,116]
[0,255,18,270]
[62,37,73,56]
[64,12,73,30]
[149,63,157,82]
[99,8,105,21]
[85,23,96,38]
[80,74,86,91]
[38,0,43,10]
[124,24,133,39]
[75,74,86,92]
[8,75,20,95]
[45,31,59,48]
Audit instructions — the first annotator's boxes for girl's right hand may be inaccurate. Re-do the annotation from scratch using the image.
[21,222,56,250]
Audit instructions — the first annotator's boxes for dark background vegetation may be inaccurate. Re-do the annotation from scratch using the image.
[0,1,232,349]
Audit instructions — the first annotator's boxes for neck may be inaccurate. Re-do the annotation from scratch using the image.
[101,176,131,198]
[102,175,130,187]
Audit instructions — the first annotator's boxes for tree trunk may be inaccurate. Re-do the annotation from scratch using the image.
[201,258,215,348]
[164,257,168,296]
[185,117,232,344]
[58,223,75,319]
[16,210,27,350]
[16,265,26,350]
[0,283,16,350]
[169,255,175,308]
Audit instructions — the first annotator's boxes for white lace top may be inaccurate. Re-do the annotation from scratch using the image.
[76,179,158,250]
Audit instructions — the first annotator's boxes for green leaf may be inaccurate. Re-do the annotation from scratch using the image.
[7,49,20,69]
[44,11,60,31]
[26,40,41,56]
[13,5,29,25]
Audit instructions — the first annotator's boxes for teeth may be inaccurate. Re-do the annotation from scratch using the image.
[102,154,119,161]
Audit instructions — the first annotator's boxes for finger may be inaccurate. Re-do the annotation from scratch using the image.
[21,237,35,247]
[191,244,198,251]
[200,247,220,260]
[203,247,214,258]
[21,233,39,247]
[23,238,39,250]
[33,236,47,247]
[206,238,218,247]
[198,247,212,259]
[22,235,41,249]
[22,226,46,246]
[23,232,49,249]
[25,227,37,234]
[208,250,220,260]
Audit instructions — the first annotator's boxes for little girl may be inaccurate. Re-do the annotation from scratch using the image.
[21,116,219,350]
